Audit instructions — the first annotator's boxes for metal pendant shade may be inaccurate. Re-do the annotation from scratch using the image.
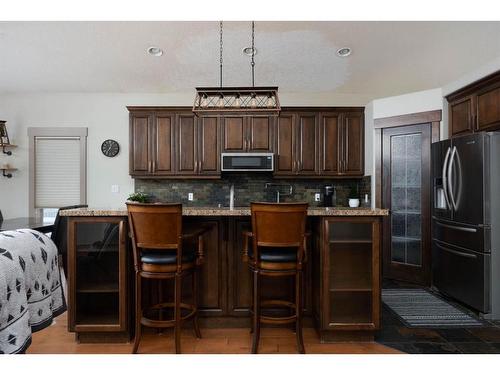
[193,21,280,116]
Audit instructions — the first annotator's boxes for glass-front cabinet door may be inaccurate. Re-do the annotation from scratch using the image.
[322,217,381,332]
[382,123,432,285]
[67,217,128,337]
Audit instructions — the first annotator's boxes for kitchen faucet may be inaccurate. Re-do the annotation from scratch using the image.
[229,184,234,210]
[265,183,293,203]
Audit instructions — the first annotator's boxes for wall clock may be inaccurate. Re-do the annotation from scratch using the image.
[101,139,120,157]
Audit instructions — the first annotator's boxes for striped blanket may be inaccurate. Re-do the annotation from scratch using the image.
[0,229,66,354]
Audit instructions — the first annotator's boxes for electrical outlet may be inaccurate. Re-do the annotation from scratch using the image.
[111,185,119,193]
[188,193,194,201]
[314,193,321,202]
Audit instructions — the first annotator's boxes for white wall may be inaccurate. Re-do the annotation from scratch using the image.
[0,93,190,219]
[372,88,443,120]
[0,91,372,219]
[363,88,444,208]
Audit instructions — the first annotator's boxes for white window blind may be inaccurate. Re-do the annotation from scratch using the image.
[35,137,82,208]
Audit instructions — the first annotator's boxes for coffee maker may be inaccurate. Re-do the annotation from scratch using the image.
[323,185,335,207]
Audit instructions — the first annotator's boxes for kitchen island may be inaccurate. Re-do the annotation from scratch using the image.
[61,206,389,343]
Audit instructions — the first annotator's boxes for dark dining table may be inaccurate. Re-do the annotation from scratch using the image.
[0,217,55,233]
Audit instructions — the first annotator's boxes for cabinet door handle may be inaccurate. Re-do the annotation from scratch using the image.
[153,160,156,172]
[198,160,202,173]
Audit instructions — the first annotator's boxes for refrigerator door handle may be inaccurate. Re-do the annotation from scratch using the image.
[435,242,478,259]
[447,146,458,211]
[435,220,477,233]
[442,146,452,210]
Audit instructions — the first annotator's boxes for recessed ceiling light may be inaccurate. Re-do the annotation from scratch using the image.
[242,47,257,56]
[147,46,163,57]
[336,47,352,57]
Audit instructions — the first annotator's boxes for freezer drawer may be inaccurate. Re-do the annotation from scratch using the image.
[432,218,489,253]
[432,239,490,313]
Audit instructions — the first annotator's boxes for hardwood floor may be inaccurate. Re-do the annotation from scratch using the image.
[27,313,401,354]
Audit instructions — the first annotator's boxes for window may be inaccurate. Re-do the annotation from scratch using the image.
[28,127,87,218]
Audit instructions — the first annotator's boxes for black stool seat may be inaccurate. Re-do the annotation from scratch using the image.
[141,249,196,265]
[249,247,297,263]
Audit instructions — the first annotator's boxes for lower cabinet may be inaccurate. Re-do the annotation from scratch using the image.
[67,217,129,342]
[314,217,381,342]
[66,215,380,342]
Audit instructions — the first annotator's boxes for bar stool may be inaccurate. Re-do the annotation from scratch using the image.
[126,202,207,354]
[242,202,309,354]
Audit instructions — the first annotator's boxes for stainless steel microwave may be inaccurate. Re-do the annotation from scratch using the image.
[221,153,274,172]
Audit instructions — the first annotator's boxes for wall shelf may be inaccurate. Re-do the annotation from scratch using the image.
[1,144,17,155]
[1,168,17,178]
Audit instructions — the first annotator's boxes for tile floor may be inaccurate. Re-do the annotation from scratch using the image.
[377,280,500,354]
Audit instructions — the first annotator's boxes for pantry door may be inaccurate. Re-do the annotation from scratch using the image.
[375,111,441,286]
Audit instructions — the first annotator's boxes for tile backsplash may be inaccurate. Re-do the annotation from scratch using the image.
[135,174,371,207]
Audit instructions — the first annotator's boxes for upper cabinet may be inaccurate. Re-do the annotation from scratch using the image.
[319,113,341,176]
[198,116,221,175]
[129,111,176,177]
[222,115,274,153]
[342,112,364,176]
[274,112,319,176]
[129,112,152,176]
[449,96,475,137]
[129,109,221,178]
[275,109,364,177]
[447,70,500,138]
[129,107,364,179]
[477,84,500,132]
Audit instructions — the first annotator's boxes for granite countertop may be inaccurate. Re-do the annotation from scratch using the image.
[60,206,389,217]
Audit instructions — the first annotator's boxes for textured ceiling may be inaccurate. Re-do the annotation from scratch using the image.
[1,21,500,100]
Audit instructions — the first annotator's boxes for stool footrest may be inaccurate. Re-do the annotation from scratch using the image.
[141,302,197,328]
[260,299,296,309]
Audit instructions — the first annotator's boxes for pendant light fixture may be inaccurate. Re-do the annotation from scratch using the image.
[193,21,280,115]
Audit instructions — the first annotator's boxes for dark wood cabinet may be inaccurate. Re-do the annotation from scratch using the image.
[314,216,381,342]
[198,116,221,175]
[153,113,176,175]
[129,111,177,177]
[449,95,475,137]
[65,214,381,342]
[318,112,364,176]
[227,219,253,316]
[447,70,500,137]
[274,111,318,176]
[129,112,152,176]
[191,219,225,315]
[176,113,197,175]
[477,84,500,132]
[319,112,341,176]
[343,112,364,175]
[296,113,319,175]
[129,108,221,178]
[129,107,364,179]
[222,115,274,153]
[275,113,295,175]
[223,116,246,152]
[67,216,129,342]
[275,110,364,177]
[248,115,274,151]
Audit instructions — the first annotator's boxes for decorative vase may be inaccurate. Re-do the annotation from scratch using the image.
[348,198,360,208]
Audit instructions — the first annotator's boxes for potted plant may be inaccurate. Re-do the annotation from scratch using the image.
[348,184,360,208]
[127,191,150,203]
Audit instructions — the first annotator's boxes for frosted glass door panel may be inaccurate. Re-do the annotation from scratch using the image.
[390,134,422,266]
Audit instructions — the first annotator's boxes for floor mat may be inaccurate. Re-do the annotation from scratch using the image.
[382,289,484,328]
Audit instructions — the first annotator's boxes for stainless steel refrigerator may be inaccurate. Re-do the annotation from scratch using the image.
[431,131,500,319]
